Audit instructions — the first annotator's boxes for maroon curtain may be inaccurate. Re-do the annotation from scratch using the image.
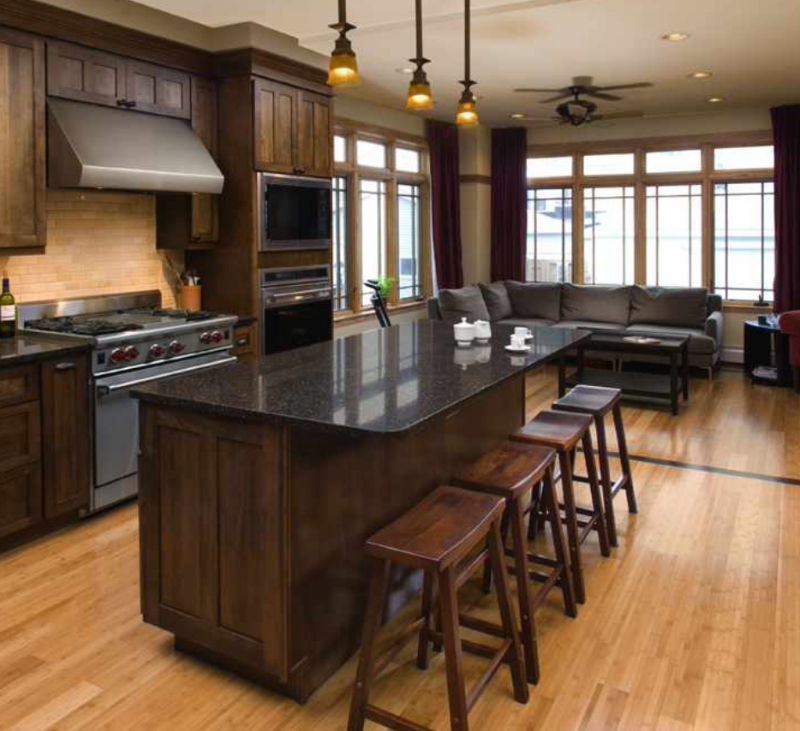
[426,120,463,289]
[490,128,527,281]
[772,105,800,313]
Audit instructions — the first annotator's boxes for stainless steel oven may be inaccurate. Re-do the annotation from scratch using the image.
[260,265,333,355]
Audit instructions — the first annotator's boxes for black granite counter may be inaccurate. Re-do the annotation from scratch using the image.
[133,321,589,435]
[0,334,91,366]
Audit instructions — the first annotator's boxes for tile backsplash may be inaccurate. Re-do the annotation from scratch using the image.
[0,191,183,306]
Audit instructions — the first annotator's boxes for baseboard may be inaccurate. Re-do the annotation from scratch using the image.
[721,347,744,365]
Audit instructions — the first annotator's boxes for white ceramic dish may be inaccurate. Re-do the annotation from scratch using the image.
[505,345,531,353]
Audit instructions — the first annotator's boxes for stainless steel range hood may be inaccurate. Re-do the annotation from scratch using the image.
[47,98,224,194]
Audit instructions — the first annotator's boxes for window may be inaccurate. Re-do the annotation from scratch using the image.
[714,181,775,302]
[397,184,422,300]
[359,179,387,307]
[646,184,703,287]
[526,188,573,282]
[714,145,774,171]
[356,139,387,168]
[583,187,635,285]
[645,149,702,174]
[527,156,573,180]
[583,153,635,176]
[333,135,347,163]
[396,148,421,173]
[332,176,349,311]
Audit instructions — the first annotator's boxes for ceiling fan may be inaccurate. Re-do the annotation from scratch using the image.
[513,76,652,126]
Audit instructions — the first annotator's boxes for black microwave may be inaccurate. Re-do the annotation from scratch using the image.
[260,174,331,251]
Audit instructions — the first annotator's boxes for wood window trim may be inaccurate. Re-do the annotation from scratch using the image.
[334,300,427,326]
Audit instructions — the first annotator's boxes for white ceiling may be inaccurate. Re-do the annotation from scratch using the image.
[129,0,800,125]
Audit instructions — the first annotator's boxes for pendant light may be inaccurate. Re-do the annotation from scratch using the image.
[406,0,433,111]
[456,0,479,127]
[328,0,360,88]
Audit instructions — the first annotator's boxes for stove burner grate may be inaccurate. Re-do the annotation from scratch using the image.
[126,307,217,322]
[25,317,144,336]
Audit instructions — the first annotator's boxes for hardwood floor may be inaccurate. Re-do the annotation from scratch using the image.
[0,367,798,730]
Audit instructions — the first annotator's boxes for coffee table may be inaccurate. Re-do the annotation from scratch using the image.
[558,330,690,415]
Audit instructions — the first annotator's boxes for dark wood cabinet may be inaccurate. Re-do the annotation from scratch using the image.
[252,79,332,177]
[0,464,42,540]
[41,355,90,519]
[48,41,190,119]
[0,28,46,249]
[46,41,126,108]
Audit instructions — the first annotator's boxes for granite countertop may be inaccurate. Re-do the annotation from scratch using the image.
[0,334,91,366]
[133,321,589,436]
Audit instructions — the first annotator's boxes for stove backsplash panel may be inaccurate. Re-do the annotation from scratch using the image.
[0,191,182,307]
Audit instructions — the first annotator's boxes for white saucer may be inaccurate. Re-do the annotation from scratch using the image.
[505,345,530,353]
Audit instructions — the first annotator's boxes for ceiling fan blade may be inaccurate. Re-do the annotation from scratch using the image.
[592,110,645,121]
[595,82,653,91]
[513,87,567,93]
[585,91,623,101]
[538,93,573,103]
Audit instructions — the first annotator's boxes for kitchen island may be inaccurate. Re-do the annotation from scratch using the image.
[133,321,588,702]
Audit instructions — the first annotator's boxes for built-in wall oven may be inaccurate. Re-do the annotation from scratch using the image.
[259,174,332,251]
[260,265,333,355]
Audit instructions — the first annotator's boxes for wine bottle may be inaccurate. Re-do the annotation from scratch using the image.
[0,272,16,339]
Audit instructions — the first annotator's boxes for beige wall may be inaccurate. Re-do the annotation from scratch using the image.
[1,191,181,307]
[333,96,425,138]
[458,126,492,285]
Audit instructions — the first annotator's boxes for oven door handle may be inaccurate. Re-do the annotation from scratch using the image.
[96,356,238,396]
[264,288,332,302]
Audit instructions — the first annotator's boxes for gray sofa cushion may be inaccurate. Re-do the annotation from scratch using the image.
[478,282,513,321]
[552,320,626,332]
[630,286,708,330]
[625,324,716,355]
[505,281,562,321]
[497,317,557,329]
[561,284,632,325]
[438,285,490,324]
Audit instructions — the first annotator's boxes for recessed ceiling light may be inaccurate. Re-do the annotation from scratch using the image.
[689,71,713,79]
[707,96,724,103]
[395,67,414,75]
[661,31,690,42]
[510,113,526,119]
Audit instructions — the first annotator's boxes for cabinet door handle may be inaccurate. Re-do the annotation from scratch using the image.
[55,362,77,371]
[236,337,249,347]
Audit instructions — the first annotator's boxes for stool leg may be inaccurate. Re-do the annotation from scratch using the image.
[558,449,586,604]
[439,565,470,731]
[542,466,577,618]
[348,559,391,731]
[481,511,509,595]
[582,431,611,558]
[593,414,618,548]
[416,571,435,670]
[507,497,540,685]
[487,519,529,704]
[613,404,638,515]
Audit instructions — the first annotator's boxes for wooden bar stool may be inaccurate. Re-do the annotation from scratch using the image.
[348,486,528,731]
[452,442,576,685]
[511,411,611,605]
[552,384,638,547]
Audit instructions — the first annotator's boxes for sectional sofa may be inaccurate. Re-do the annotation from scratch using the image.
[427,282,723,374]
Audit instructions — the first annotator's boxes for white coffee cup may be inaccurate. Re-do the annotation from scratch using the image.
[510,334,525,349]
[514,326,532,339]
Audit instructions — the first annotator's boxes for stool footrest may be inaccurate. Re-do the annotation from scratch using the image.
[459,613,506,639]
[455,548,490,591]
[365,705,432,731]
[466,640,514,712]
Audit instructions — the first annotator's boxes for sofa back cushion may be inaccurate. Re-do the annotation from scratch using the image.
[478,282,513,321]
[505,281,561,321]
[438,285,491,324]
[561,284,632,325]
[629,286,708,330]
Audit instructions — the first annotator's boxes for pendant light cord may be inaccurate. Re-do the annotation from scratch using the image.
[416,0,423,59]
[464,0,471,84]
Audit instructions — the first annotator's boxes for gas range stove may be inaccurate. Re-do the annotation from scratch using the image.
[20,292,238,375]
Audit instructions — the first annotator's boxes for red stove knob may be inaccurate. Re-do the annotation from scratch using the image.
[110,348,126,364]
[199,332,213,344]
[149,344,165,359]
[211,330,223,343]
[124,346,139,361]
[169,340,186,354]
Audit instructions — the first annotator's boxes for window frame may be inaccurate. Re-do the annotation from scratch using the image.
[333,120,432,318]
[526,131,774,303]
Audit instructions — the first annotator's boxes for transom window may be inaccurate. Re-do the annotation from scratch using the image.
[396,148,421,173]
[714,145,774,171]
[527,156,573,180]
[583,153,635,177]
[645,149,702,174]
[356,139,387,168]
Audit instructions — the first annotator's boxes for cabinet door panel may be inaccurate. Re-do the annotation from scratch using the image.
[253,79,297,173]
[0,30,46,248]
[0,401,41,473]
[297,91,332,178]
[46,41,125,108]
[190,77,219,242]
[126,60,191,119]
[0,464,42,540]
[42,356,90,519]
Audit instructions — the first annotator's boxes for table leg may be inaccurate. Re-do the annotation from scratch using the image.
[670,354,679,416]
[558,356,566,397]
[682,343,689,401]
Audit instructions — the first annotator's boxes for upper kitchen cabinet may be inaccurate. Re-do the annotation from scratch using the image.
[0,28,46,249]
[47,41,190,119]
[253,79,332,178]
[190,76,219,242]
